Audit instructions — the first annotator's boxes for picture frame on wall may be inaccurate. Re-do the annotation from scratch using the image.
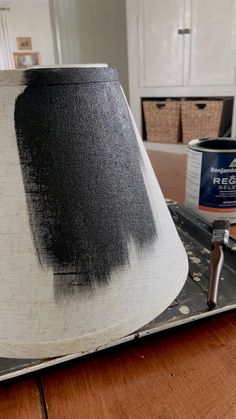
[13,52,40,69]
[16,37,32,50]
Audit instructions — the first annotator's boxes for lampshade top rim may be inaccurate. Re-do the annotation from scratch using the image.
[24,65,119,86]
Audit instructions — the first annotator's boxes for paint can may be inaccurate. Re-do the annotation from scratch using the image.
[185,138,236,224]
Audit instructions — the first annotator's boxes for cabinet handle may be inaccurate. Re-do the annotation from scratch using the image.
[178,28,191,35]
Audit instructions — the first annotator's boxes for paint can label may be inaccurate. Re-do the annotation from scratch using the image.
[185,146,236,223]
[185,149,202,213]
[199,152,236,212]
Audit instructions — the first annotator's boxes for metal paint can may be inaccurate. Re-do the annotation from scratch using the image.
[185,138,236,224]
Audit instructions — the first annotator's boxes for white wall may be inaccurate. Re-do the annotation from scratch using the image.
[50,0,128,96]
[1,0,55,66]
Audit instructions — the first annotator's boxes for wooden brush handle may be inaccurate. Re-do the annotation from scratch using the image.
[208,246,224,308]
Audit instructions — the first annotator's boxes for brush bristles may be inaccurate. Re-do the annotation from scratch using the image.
[212,220,230,231]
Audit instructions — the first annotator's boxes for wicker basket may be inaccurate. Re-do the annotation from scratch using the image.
[181,100,223,144]
[143,100,181,143]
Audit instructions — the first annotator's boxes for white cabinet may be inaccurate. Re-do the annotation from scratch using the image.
[138,0,185,87]
[187,0,236,86]
[126,0,236,133]
[137,0,236,87]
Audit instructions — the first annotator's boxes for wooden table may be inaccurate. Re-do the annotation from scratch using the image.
[1,150,236,419]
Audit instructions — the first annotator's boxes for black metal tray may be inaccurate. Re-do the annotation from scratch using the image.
[1,201,236,381]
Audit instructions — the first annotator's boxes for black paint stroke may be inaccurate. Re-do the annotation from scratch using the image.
[14,68,157,296]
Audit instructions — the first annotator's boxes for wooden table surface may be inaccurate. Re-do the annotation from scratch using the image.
[1,150,236,419]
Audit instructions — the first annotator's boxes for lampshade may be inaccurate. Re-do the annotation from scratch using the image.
[0,65,188,358]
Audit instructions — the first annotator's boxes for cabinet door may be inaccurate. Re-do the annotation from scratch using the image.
[186,0,236,85]
[138,0,185,87]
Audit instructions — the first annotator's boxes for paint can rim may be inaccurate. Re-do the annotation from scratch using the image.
[188,138,236,153]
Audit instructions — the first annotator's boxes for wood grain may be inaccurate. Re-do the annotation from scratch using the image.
[41,311,236,419]
[0,377,43,419]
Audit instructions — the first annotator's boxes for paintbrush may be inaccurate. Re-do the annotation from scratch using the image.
[207,219,230,309]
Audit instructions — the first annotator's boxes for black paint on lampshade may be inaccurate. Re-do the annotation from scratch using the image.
[14,67,157,293]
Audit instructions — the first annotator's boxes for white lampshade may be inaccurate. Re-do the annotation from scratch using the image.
[0,65,188,358]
